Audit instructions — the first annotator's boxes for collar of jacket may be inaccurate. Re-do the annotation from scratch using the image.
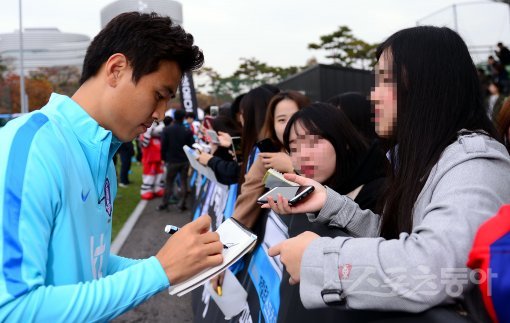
[47,93,122,198]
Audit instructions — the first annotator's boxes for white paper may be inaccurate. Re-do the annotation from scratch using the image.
[182,145,226,188]
[206,269,248,319]
[168,218,257,297]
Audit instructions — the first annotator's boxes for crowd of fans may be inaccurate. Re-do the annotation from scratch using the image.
[113,34,510,322]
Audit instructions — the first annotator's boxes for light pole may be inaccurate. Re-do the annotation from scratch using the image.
[18,0,27,114]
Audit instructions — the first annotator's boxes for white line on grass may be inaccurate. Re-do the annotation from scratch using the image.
[110,199,148,255]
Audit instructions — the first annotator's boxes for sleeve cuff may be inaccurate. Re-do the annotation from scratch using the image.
[206,157,217,168]
[299,236,350,309]
[147,256,171,287]
[306,187,347,224]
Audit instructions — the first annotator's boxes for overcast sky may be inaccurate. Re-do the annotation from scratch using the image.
[0,0,509,75]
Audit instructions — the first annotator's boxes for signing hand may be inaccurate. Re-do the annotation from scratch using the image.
[156,215,223,285]
[268,231,319,284]
[261,173,327,215]
[259,152,294,173]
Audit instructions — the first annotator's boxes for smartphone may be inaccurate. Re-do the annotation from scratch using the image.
[210,105,219,117]
[203,116,214,129]
[206,129,220,144]
[256,138,279,153]
[230,136,242,162]
[256,186,315,206]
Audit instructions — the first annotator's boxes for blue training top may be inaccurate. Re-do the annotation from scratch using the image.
[0,93,169,321]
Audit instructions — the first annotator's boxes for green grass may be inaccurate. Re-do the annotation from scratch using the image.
[112,162,143,240]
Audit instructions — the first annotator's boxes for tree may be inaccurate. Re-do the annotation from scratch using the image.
[4,73,52,113]
[195,66,240,102]
[0,56,7,82]
[0,56,9,113]
[308,26,378,68]
[30,66,81,96]
[196,59,302,103]
[233,57,299,89]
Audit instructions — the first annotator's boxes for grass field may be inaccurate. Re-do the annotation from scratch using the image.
[112,161,142,240]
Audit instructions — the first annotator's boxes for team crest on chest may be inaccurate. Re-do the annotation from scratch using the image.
[104,178,112,221]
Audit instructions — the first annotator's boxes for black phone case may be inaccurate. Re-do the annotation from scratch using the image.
[256,138,279,153]
[288,186,315,206]
[256,186,315,205]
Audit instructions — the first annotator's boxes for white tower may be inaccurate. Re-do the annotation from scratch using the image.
[100,0,183,27]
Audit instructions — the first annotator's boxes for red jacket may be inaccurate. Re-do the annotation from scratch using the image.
[467,205,510,323]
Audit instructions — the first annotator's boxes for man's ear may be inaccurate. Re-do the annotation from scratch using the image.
[105,53,129,87]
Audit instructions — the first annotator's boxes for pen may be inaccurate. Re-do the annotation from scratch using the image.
[164,224,180,235]
[164,224,229,249]
[217,285,222,296]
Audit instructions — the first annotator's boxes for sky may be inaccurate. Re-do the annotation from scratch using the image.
[0,0,509,76]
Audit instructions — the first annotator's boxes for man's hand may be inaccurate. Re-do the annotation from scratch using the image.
[156,215,223,285]
[268,231,319,284]
[261,173,327,215]
[259,152,294,173]
[197,151,214,166]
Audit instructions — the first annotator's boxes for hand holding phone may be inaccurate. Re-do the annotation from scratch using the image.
[230,136,242,161]
[217,131,233,148]
[210,106,219,117]
[256,138,279,153]
[257,186,314,206]
[259,173,328,215]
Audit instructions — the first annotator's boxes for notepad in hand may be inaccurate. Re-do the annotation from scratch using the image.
[263,168,299,189]
[183,145,221,185]
[168,218,257,297]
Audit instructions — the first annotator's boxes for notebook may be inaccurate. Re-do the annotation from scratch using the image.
[263,168,299,189]
[168,218,258,297]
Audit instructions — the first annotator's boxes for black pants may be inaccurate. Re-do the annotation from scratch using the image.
[163,161,189,208]
[118,143,134,185]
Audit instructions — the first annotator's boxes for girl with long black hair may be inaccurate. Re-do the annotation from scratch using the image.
[264,26,510,318]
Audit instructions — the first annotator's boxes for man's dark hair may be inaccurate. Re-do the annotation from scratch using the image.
[80,12,204,84]
[185,111,196,119]
[174,109,185,122]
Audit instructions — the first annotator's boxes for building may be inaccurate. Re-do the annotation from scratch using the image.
[278,64,373,102]
[101,0,183,27]
[0,28,90,73]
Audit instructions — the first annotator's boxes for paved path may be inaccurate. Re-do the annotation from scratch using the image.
[113,198,195,323]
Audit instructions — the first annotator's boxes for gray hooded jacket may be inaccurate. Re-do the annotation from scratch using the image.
[300,132,510,313]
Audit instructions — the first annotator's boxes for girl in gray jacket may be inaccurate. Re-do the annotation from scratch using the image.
[263,26,510,320]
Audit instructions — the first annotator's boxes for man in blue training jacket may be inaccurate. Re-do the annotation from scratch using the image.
[0,12,223,321]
